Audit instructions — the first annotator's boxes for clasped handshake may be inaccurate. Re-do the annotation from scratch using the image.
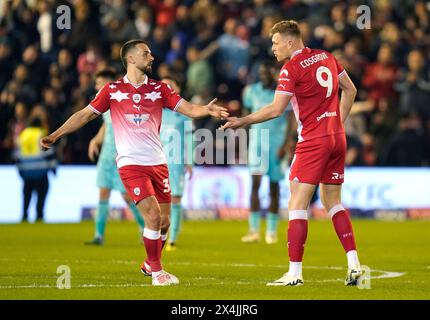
[207,98,246,130]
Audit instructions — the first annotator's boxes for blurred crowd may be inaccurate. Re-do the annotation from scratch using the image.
[0,0,429,166]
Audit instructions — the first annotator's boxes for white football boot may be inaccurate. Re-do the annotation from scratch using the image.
[267,273,304,286]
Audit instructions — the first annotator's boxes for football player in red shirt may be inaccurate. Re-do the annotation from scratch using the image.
[41,40,228,286]
[221,20,361,287]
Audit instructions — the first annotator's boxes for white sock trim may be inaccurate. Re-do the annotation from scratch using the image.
[328,204,345,219]
[143,228,161,240]
[161,234,167,241]
[288,261,303,277]
[288,210,308,220]
[346,250,360,269]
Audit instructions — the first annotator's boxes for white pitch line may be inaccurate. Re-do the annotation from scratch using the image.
[0,258,406,290]
[0,269,405,290]
[370,269,405,279]
[0,283,152,289]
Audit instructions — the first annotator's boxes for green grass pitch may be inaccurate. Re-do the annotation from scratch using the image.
[0,220,429,300]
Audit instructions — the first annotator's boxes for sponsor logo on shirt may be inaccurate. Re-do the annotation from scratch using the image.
[316,111,337,122]
[124,113,150,126]
[278,69,291,81]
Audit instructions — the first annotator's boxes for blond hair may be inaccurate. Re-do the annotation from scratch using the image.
[270,20,301,38]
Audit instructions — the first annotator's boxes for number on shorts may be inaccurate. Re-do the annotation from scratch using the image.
[316,66,333,98]
[163,178,171,193]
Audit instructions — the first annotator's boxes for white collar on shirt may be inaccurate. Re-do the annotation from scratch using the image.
[123,74,148,88]
[290,47,306,59]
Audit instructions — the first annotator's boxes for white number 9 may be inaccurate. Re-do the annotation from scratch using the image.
[316,66,333,98]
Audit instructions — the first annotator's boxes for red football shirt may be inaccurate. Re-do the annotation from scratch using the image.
[89,75,183,167]
[275,47,345,142]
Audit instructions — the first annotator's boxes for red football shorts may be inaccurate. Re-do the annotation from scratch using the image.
[118,164,171,204]
[289,133,346,185]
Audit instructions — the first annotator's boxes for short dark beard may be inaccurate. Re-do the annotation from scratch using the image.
[144,65,152,74]
[137,65,152,74]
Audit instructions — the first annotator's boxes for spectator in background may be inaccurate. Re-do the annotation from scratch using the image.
[0,0,429,166]
[330,2,357,41]
[395,49,430,122]
[345,134,364,166]
[11,4,39,51]
[61,95,101,164]
[11,101,28,148]
[216,18,250,99]
[134,6,153,39]
[36,0,53,55]
[172,5,195,43]
[16,117,57,223]
[149,0,178,27]
[0,93,26,163]
[67,1,99,53]
[57,48,77,98]
[362,43,398,110]
[343,39,367,87]
[107,42,125,74]
[77,43,102,74]
[104,14,139,44]
[186,46,214,99]
[100,0,129,24]
[381,111,430,166]
[71,72,94,105]
[371,22,408,65]
[148,25,170,71]
[11,64,38,104]
[29,103,49,132]
[22,44,46,90]
[249,15,282,83]
[0,39,13,91]
[321,26,344,52]
[165,34,186,65]
[42,86,64,131]
[361,133,377,166]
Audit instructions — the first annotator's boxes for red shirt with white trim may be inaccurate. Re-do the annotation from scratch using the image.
[276,47,345,142]
[89,75,183,167]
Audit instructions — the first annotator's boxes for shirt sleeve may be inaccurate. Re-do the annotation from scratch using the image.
[161,82,183,111]
[334,56,346,77]
[242,85,252,110]
[275,64,296,96]
[88,83,111,114]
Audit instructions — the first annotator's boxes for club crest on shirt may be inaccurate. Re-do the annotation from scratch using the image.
[124,113,150,126]
[132,93,141,103]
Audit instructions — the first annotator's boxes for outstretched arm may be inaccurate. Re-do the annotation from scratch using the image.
[40,106,99,149]
[176,98,229,119]
[338,72,357,123]
[88,122,106,161]
[220,93,291,129]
